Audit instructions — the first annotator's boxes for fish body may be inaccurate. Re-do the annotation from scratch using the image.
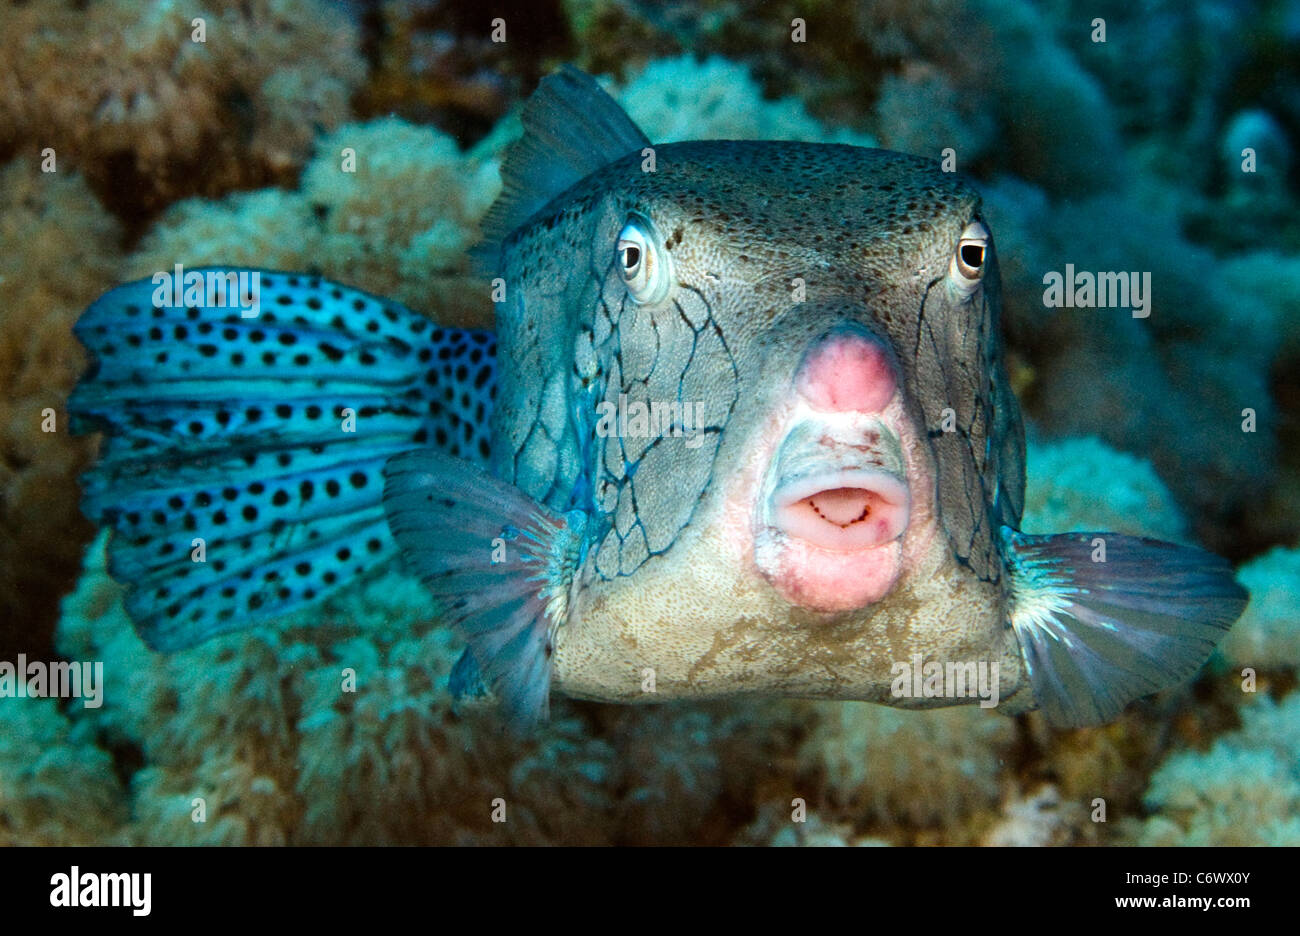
[72,68,1246,729]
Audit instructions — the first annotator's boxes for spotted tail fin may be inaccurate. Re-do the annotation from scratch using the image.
[1003,529,1247,728]
[69,268,497,650]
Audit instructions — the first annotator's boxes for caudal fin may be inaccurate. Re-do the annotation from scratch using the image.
[70,268,497,650]
[1002,529,1247,729]
[383,449,586,728]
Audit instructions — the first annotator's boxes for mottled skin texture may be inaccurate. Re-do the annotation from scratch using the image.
[493,142,1030,710]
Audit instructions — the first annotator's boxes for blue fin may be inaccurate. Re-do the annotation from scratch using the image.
[476,66,649,265]
[69,268,497,650]
[383,449,587,729]
[449,648,489,702]
[1002,529,1247,728]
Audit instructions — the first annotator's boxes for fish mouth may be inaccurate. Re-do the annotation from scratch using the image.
[771,469,910,551]
[754,416,912,612]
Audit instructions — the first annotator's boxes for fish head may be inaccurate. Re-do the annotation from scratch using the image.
[481,70,1024,703]
[609,143,1002,610]
[523,142,1024,700]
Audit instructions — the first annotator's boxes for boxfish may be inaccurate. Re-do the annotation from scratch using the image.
[70,68,1246,729]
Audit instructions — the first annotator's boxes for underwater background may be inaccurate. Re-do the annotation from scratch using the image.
[0,0,1297,846]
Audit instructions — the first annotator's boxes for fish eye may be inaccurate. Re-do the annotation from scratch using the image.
[948,220,989,297]
[616,216,670,304]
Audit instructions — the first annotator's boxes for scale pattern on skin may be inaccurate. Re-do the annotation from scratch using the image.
[588,261,740,578]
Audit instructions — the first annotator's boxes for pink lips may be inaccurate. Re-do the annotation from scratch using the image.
[767,469,911,612]
[772,469,910,551]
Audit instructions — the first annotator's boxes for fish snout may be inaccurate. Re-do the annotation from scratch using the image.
[795,326,899,415]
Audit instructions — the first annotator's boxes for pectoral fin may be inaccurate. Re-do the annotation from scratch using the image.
[382,450,585,729]
[1002,529,1247,728]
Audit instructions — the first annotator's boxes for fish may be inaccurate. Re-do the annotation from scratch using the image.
[70,67,1247,730]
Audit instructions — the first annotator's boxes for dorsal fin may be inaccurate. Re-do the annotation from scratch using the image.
[477,66,650,265]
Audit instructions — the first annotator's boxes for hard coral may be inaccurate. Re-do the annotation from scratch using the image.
[795,701,1016,842]
[0,694,127,846]
[981,784,1088,847]
[0,158,122,661]
[1020,436,1188,542]
[1219,545,1300,671]
[1136,693,1300,846]
[0,0,365,222]
[613,55,876,146]
[126,117,501,330]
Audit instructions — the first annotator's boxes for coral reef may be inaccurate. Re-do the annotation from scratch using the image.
[1134,694,1300,846]
[871,64,995,164]
[613,55,876,146]
[0,0,365,222]
[1218,545,1300,671]
[1019,436,1188,542]
[981,785,1089,847]
[567,0,1125,190]
[737,804,894,847]
[793,702,1017,844]
[981,181,1281,555]
[356,0,572,143]
[0,0,1295,848]
[0,159,122,661]
[126,118,501,329]
[2,428,1286,847]
[47,534,792,845]
[0,692,127,846]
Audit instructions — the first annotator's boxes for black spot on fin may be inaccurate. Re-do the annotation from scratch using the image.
[476,66,650,266]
